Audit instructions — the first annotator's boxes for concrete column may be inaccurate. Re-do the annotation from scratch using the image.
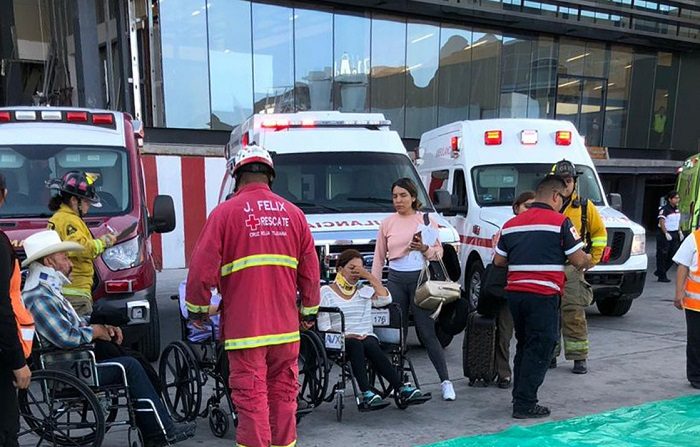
[0,0,23,106]
[74,0,104,108]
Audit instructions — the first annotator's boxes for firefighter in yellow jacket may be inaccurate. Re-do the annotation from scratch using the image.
[46,172,116,316]
[550,160,607,374]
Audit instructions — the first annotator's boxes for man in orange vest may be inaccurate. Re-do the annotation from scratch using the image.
[0,228,32,447]
[673,228,700,388]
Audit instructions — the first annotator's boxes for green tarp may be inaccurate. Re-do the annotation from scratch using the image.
[423,395,700,447]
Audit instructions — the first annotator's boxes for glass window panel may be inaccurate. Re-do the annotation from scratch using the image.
[208,0,252,131]
[294,8,333,112]
[333,13,370,112]
[603,46,633,147]
[583,42,607,78]
[470,29,502,119]
[558,38,586,76]
[437,24,472,126]
[500,35,534,118]
[252,3,294,114]
[405,22,440,138]
[650,52,679,149]
[370,16,406,135]
[529,36,557,118]
[160,0,211,128]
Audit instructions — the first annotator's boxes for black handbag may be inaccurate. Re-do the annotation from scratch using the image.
[477,264,507,318]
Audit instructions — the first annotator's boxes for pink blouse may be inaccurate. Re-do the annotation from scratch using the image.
[371,212,443,278]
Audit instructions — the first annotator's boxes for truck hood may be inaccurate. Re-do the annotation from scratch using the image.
[477,205,645,235]
[1,215,140,250]
[306,212,459,245]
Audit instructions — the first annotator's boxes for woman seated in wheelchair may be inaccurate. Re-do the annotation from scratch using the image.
[178,279,220,342]
[318,249,424,409]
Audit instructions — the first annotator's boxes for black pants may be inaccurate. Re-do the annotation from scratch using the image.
[686,310,700,385]
[0,367,19,447]
[507,292,559,412]
[345,336,403,392]
[656,231,681,279]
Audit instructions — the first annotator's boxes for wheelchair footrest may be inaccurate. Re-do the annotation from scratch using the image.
[358,400,392,412]
[401,392,432,406]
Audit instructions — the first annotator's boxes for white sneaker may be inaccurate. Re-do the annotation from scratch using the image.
[441,380,456,401]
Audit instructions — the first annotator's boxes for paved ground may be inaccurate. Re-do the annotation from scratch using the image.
[21,240,696,446]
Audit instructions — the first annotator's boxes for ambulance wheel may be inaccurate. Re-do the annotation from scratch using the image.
[596,297,633,317]
[466,261,484,313]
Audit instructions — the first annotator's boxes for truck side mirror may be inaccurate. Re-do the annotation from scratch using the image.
[150,195,176,234]
[608,193,622,211]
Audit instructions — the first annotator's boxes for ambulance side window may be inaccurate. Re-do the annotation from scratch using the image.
[452,169,467,213]
[428,170,449,203]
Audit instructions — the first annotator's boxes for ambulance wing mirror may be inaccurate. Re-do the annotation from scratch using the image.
[607,193,622,211]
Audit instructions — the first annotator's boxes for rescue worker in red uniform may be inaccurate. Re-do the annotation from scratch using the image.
[186,144,320,447]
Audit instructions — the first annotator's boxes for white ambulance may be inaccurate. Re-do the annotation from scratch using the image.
[221,111,460,281]
[417,119,647,316]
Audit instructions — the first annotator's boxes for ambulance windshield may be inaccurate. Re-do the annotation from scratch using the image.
[472,164,603,206]
[0,145,130,217]
[270,151,432,214]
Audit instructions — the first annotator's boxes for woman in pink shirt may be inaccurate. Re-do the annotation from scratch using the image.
[371,178,455,400]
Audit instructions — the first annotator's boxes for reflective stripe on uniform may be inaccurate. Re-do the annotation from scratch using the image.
[20,327,35,341]
[224,331,300,350]
[221,254,298,277]
[185,301,210,313]
[63,287,92,299]
[300,305,319,316]
[564,339,589,352]
[590,237,607,247]
[94,238,105,255]
[271,441,297,447]
[509,279,561,292]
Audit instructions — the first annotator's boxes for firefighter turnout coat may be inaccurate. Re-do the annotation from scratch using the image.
[561,191,607,264]
[185,183,320,350]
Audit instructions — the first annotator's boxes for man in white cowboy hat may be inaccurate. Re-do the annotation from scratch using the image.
[21,230,195,447]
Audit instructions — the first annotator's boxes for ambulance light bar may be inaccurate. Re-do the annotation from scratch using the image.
[258,118,391,131]
[520,130,538,145]
[555,130,572,146]
[0,110,116,127]
[484,130,502,145]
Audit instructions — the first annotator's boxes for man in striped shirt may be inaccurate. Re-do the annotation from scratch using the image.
[494,175,592,419]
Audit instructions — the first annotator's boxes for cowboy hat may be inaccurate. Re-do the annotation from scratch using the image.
[21,230,84,268]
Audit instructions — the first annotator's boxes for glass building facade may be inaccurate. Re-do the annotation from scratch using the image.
[157,0,696,151]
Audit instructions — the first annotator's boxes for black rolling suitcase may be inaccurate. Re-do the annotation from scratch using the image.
[462,312,497,386]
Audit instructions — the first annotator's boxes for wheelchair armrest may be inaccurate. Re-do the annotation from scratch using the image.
[317,306,345,331]
[34,343,95,356]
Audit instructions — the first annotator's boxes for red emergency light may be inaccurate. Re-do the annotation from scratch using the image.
[66,112,88,122]
[451,136,460,152]
[484,130,502,145]
[555,130,572,146]
[241,132,249,147]
[0,112,10,122]
[261,119,290,130]
[301,119,315,128]
[92,113,114,125]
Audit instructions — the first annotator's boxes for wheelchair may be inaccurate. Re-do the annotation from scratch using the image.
[159,288,321,439]
[18,337,167,447]
[311,303,431,422]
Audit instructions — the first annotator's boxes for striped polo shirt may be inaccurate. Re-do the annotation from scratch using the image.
[496,202,584,296]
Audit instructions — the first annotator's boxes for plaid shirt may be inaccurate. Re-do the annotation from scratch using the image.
[22,263,93,349]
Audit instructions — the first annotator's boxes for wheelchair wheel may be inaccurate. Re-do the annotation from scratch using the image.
[18,369,106,447]
[298,331,329,408]
[209,407,230,438]
[334,391,344,422]
[159,341,202,422]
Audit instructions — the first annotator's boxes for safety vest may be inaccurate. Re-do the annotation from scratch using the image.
[10,260,34,357]
[684,231,700,313]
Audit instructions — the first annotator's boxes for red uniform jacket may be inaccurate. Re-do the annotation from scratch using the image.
[186,183,320,350]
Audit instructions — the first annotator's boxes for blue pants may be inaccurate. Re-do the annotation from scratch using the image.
[97,356,174,437]
[507,292,559,412]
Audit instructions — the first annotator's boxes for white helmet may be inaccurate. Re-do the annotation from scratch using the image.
[232,144,275,178]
